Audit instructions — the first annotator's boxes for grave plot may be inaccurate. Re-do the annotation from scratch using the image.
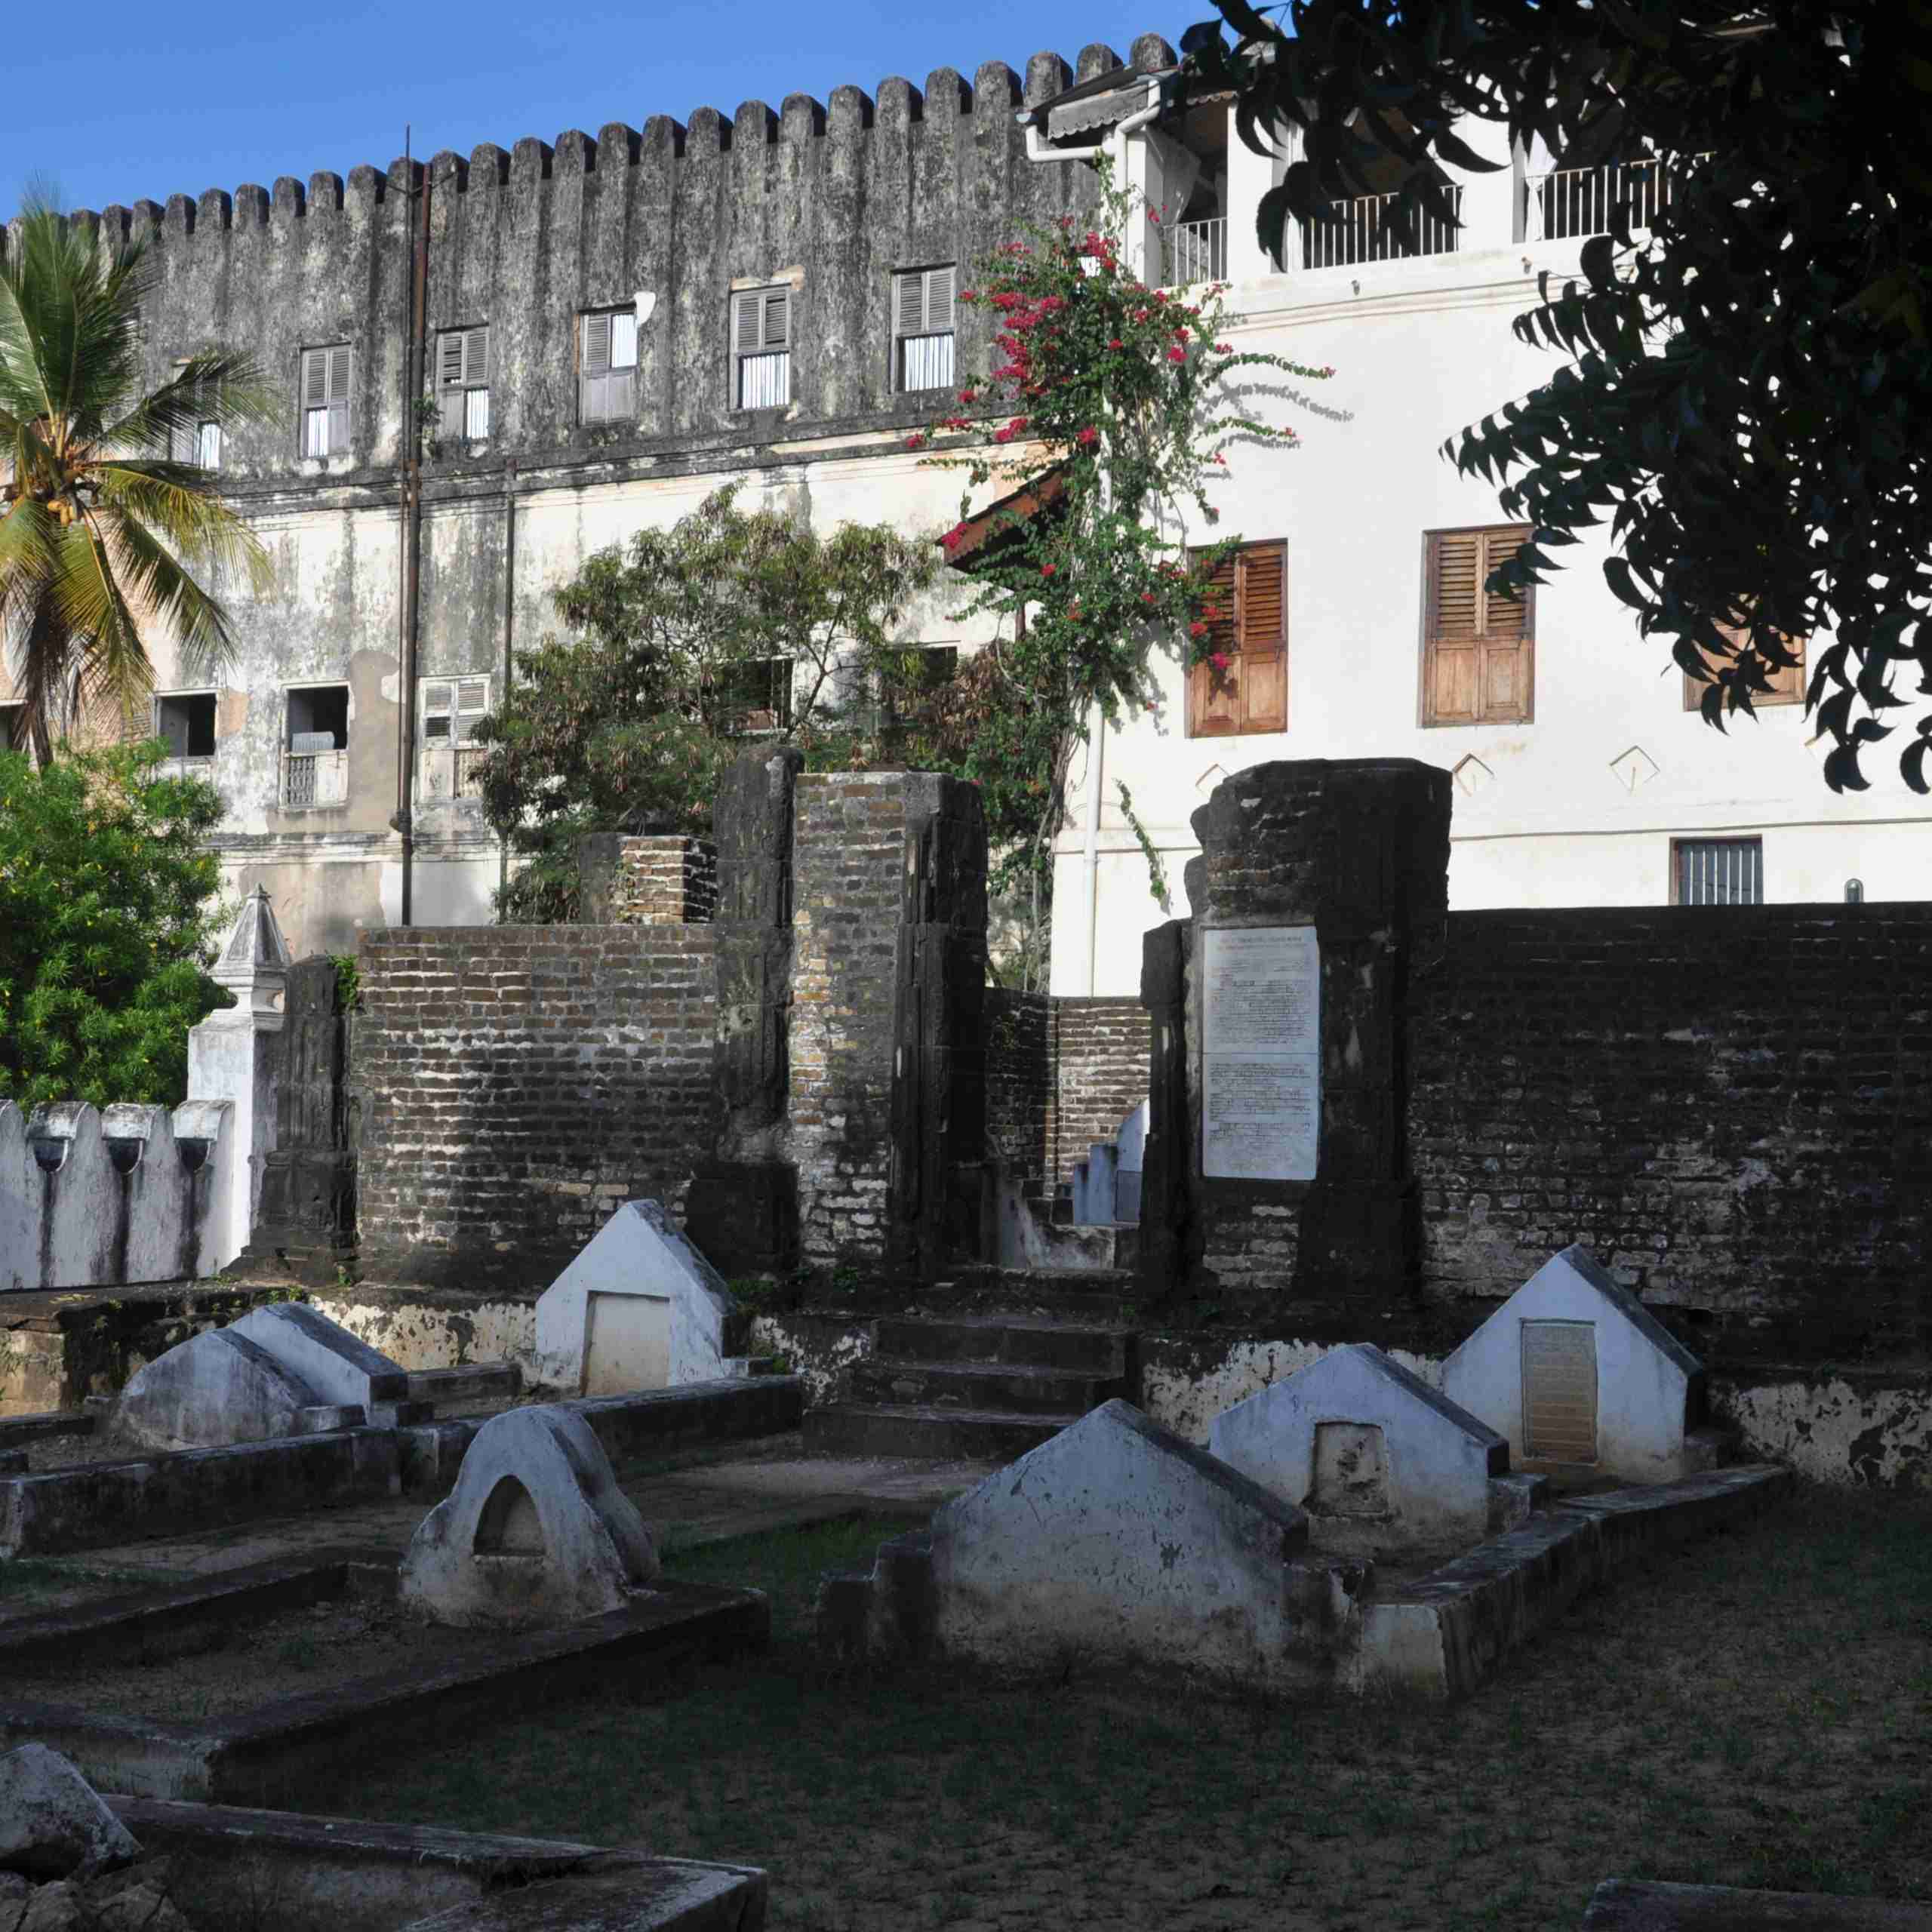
[1441,1244,1722,1484]
[1207,1342,1531,1560]
[0,1407,768,1801]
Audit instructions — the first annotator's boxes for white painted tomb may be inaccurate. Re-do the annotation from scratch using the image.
[1208,1343,1509,1549]
[533,1199,740,1395]
[1440,1244,1709,1483]
[112,1327,356,1451]
[928,1399,1358,1691]
[231,1300,411,1421]
[398,1405,660,1628]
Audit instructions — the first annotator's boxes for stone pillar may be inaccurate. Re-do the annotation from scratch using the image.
[1166,760,1451,1306]
[186,888,291,1271]
[1136,917,1195,1303]
[683,749,804,1275]
[886,777,989,1279]
[238,954,357,1281]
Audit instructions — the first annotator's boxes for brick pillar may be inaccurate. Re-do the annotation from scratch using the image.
[1179,759,1451,1303]
[579,834,719,924]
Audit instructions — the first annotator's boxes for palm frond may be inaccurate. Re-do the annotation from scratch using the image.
[107,348,278,453]
[90,505,243,687]
[49,511,157,729]
[89,466,274,596]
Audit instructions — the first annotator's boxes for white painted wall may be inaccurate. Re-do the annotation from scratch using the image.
[1048,112,1931,994]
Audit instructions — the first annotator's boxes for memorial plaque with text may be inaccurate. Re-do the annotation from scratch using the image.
[1201,925,1321,1180]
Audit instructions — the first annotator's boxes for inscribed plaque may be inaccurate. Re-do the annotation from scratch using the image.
[1520,1320,1598,1462]
[1201,925,1321,1181]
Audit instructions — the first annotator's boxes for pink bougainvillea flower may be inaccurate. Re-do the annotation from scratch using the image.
[1040,563,1057,578]
[1076,426,1098,447]
[1214,343,1232,354]
[958,289,978,303]
[958,387,977,403]
[940,526,966,551]
[1167,346,1187,363]
[1108,337,1124,349]
[1190,621,1208,638]
[905,432,927,451]
[1211,652,1231,670]
[1132,308,1150,322]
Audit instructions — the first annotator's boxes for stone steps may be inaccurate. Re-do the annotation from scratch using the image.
[850,1357,1122,1417]
[804,1314,1136,1461]
[803,1402,1080,1461]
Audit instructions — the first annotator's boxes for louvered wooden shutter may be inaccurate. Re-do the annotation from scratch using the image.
[1187,542,1287,737]
[302,349,328,410]
[1425,526,1533,724]
[454,676,490,743]
[924,265,955,336]
[895,266,955,339]
[1684,620,1805,709]
[732,291,762,355]
[325,346,351,449]
[580,312,614,422]
[421,680,454,742]
[761,288,789,349]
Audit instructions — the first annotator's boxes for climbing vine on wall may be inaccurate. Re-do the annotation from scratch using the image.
[909,156,1333,931]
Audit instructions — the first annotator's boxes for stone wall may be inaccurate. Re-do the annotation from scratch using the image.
[785,774,911,1266]
[579,835,718,925]
[984,990,1051,1189]
[1408,904,1932,1358]
[1046,997,1151,1185]
[354,926,717,1288]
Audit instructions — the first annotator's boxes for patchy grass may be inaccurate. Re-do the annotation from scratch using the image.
[0,1557,196,1607]
[303,1485,1932,1930]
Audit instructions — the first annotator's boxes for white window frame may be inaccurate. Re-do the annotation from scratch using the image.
[436,325,491,443]
[418,675,491,798]
[731,287,792,411]
[893,265,956,394]
[300,345,352,458]
[578,309,638,426]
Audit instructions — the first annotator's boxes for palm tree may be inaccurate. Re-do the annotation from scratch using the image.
[0,204,273,764]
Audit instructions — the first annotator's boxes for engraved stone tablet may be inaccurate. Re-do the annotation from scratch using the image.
[1520,1319,1598,1462]
[1201,925,1320,1181]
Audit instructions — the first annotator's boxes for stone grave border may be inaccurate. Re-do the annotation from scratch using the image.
[0,1549,768,1802]
[106,1793,767,1932]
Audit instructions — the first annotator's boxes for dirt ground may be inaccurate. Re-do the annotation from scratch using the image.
[294,1483,1932,1932]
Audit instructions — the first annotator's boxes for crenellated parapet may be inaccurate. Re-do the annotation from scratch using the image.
[2,36,1179,482]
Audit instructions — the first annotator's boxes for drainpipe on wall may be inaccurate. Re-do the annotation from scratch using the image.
[1018,77,1164,991]
[394,141,429,926]
[499,457,518,902]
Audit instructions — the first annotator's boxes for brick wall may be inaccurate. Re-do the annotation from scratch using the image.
[1409,905,1932,1357]
[580,835,718,925]
[785,774,907,1264]
[984,989,1051,1188]
[1047,998,1152,1186]
[355,926,718,1289]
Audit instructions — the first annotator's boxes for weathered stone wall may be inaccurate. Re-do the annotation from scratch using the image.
[579,835,718,925]
[983,989,1051,1189]
[1408,904,1932,1358]
[354,925,717,1287]
[1046,997,1151,1185]
[785,775,910,1265]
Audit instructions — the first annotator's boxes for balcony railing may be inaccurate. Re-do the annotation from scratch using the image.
[1164,217,1227,287]
[281,748,348,809]
[1299,186,1463,270]
[1524,155,1709,242]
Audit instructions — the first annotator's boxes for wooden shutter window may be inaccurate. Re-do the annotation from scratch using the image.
[438,327,490,438]
[894,266,955,339]
[1683,620,1805,709]
[1187,540,1288,738]
[580,312,636,424]
[1423,525,1534,726]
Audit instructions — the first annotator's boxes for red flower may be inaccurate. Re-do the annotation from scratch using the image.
[1167,346,1186,363]
[958,289,978,303]
[1133,308,1150,322]
[959,387,978,403]
[1190,621,1208,638]
[1040,564,1057,579]
[905,432,927,451]
[1152,291,1168,304]
[1141,591,1156,605]
[1214,343,1232,354]
[1174,328,1190,342]
[1076,426,1098,447]
[1108,337,1124,349]
[1211,652,1231,670]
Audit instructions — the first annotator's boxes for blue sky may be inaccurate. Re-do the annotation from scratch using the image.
[5,0,1195,221]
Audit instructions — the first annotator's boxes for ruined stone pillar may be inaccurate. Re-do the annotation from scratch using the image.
[1146,759,1450,1306]
[186,887,291,1270]
[683,749,804,1275]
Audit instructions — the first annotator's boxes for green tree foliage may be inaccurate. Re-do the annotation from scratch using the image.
[473,485,939,921]
[0,205,274,761]
[914,161,1328,936]
[1183,1,1932,789]
[0,741,228,1111]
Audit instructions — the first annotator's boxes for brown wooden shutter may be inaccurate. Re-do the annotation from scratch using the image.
[1684,620,1805,709]
[1237,540,1287,733]
[1188,550,1243,737]
[1425,526,1532,724]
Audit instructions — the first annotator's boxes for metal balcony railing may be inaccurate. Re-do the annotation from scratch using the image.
[1524,155,1710,242]
[1164,217,1228,287]
[1299,186,1463,269]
